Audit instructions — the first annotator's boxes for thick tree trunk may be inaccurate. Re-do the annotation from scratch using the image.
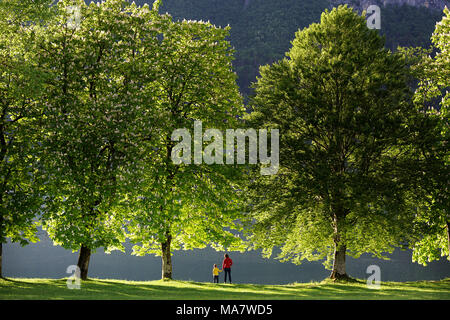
[77,244,91,280]
[161,234,173,280]
[447,221,450,260]
[329,210,349,280]
[330,243,347,279]
[0,242,3,279]
[0,212,3,279]
[160,140,175,281]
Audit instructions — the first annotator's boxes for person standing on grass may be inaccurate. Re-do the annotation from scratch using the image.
[212,264,222,283]
[222,253,233,283]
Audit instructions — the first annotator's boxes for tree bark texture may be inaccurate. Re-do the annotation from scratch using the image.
[161,234,173,280]
[77,244,91,281]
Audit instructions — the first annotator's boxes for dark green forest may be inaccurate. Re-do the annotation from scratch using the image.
[132,0,444,96]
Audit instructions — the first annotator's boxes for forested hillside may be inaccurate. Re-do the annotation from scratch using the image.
[331,0,447,10]
[133,0,445,96]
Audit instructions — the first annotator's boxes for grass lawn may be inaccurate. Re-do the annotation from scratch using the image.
[1,277,449,300]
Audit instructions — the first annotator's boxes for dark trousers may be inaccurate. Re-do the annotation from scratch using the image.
[223,268,231,283]
[213,275,219,283]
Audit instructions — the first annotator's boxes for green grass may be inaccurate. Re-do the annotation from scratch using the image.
[1,277,449,300]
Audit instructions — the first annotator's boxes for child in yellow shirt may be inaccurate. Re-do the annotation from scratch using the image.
[212,264,222,283]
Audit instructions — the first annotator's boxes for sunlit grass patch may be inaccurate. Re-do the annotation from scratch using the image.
[0,277,449,300]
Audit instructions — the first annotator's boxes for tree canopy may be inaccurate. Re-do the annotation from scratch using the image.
[408,6,450,265]
[38,0,168,279]
[0,0,55,278]
[126,2,246,279]
[243,5,435,279]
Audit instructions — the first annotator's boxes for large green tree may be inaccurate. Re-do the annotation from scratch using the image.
[0,0,53,278]
[244,6,427,279]
[126,0,246,280]
[408,7,450,265]
[39,0,161,280]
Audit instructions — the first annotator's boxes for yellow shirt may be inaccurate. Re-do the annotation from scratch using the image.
[212,267,222,276]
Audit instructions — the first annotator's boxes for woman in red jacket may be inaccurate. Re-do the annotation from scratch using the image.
[222,253,233,283]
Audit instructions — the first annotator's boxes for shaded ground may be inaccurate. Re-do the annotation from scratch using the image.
[1,277,449,300]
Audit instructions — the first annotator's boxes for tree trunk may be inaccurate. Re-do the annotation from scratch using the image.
[77,244,91,280]
[0,242,3,279]
[329,211,349,280]
[0,211,3,278]
[161,234,172,280]
[330,242,347,279]
[447,221,450,261]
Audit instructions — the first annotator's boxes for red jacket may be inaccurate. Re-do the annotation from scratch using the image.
[222,257,233,269]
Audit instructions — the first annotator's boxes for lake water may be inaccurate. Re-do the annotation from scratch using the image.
[3,229,450,284]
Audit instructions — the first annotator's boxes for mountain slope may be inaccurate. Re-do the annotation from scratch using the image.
[150,0,445,96]
[331,0,448,11]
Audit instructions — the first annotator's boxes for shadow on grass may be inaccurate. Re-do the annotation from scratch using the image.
[1,278,449,300]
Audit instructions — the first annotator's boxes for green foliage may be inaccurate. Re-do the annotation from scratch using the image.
[126,13,246,257]
[0,0,54,248]
[244,6,427,271]
[30,0,246,264]
[408,7,450,265]
[38,0,164,252]
[0,0,55,24]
